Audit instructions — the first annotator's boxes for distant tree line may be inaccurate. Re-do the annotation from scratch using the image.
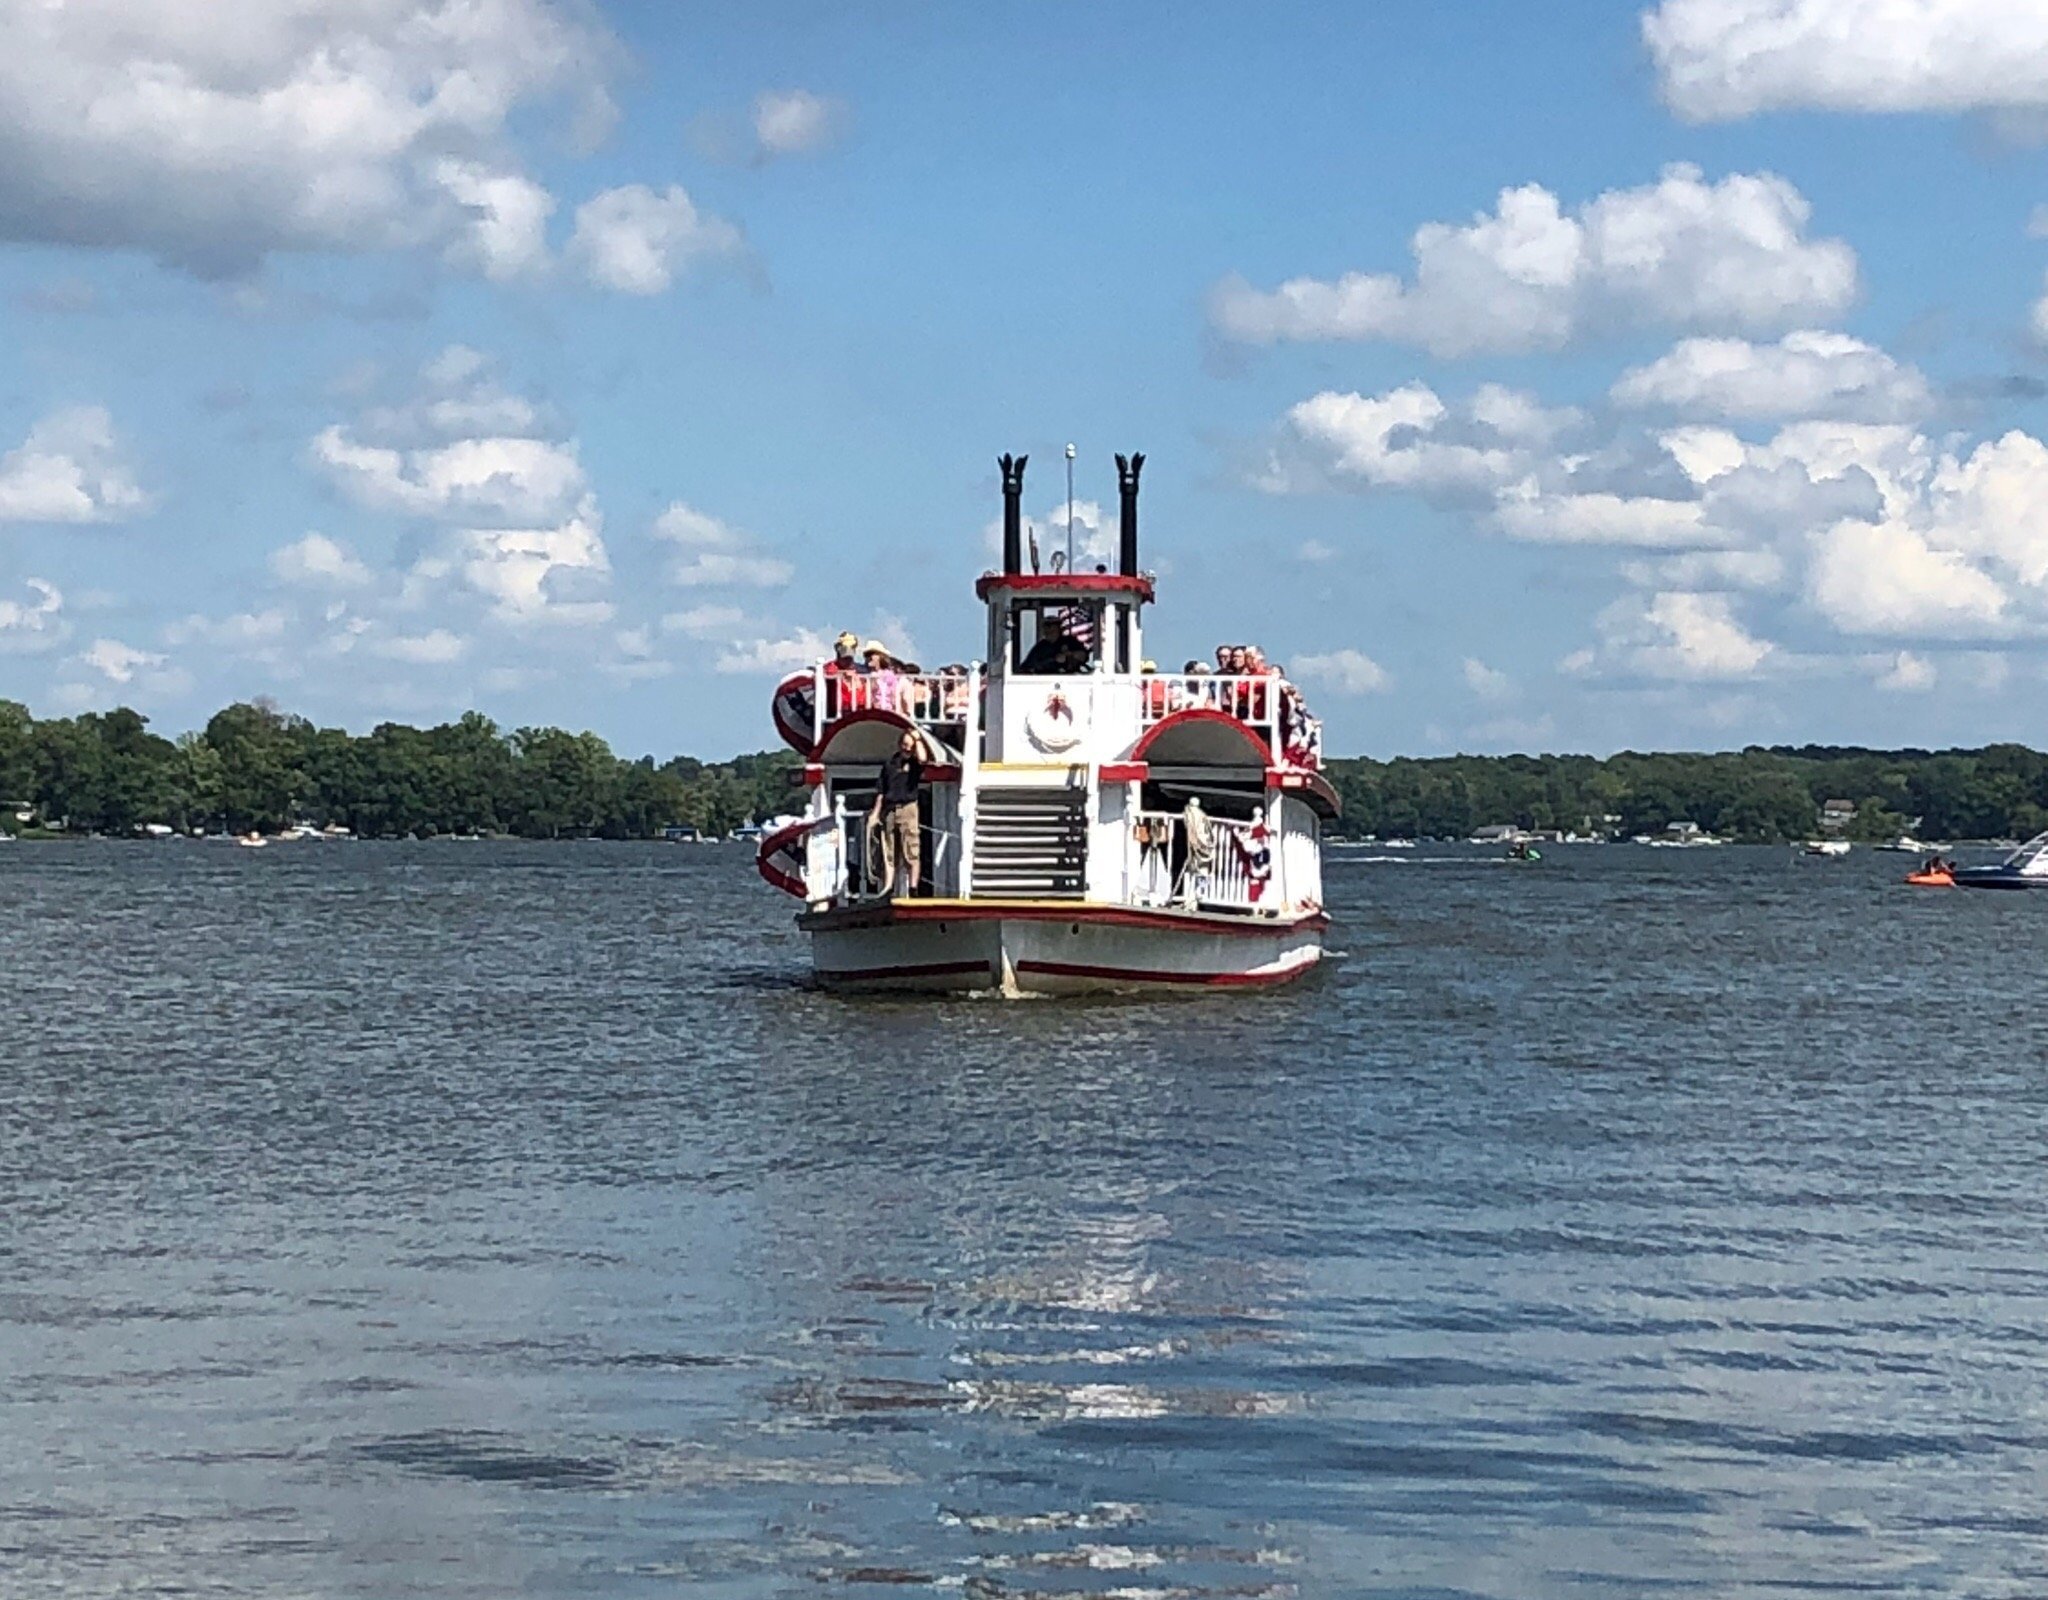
[0,699,798,839]
[1322,745,2048,843]
[6,697,2048,844]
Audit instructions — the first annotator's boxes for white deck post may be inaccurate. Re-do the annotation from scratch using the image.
[957,665,981,899]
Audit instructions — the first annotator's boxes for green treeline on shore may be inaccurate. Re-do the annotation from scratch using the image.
[1323,745,2048,843]
[5,697,2048,843]
[0,700,797,839]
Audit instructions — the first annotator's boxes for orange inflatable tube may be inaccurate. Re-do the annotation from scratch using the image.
[1904,869,1953,887]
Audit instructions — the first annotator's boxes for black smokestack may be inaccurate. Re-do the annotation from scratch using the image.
[1116,451,1144,577]
[999,453,1027,575]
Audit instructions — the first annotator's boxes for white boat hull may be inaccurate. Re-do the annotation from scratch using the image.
[797,899,1327,996]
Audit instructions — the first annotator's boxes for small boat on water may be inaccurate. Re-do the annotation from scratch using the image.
[754,450,1333,995]
[1952,832,2048,891]
[1804,839,1851,858]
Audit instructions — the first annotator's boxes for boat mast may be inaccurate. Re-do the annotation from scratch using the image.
[1064,442,1076,573]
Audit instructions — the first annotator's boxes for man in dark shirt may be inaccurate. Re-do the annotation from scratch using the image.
[869,731,924,896]
[1019,613,1090,675]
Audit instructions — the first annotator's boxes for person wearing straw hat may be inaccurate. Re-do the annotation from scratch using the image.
[860,638,901,712]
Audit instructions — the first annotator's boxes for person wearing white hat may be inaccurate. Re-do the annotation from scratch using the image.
[861,639,901,712]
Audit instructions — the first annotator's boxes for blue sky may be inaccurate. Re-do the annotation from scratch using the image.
[6,0,2048,758]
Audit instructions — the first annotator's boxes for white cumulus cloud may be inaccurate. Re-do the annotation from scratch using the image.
[315,349,612,625]
[1211,165,1857,356]
[1875,650,1937,692]
[1569,591,1775,681]
[371,628,467,664]
[1806,518,2013,638]
[568,184,744,295]
[1463,657,1514,700]
[651,501,794,588]
[752,89,846,158]
[0,408,148,523]
[1612,331,1931,421]
[0,0,615,278]
[80,636,166,684]
[271,532,372,589]
[1292,648,1391,695]
[1645,0,2048,121]
[716,628,830,675]
[0,578,67,653]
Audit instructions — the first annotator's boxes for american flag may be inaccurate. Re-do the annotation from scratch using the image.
[1056,604,1097,649]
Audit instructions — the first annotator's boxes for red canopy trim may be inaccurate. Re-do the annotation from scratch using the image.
[1129,707,1271,768]
[974,571,1155,603]
[1266,766,1342,818]
[811,708,956,764]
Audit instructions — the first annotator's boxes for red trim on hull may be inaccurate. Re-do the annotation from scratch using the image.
[817,959,993,984]
[1100,761,1148,783]
[1013,956,1318,988]
[800,899,1330,938]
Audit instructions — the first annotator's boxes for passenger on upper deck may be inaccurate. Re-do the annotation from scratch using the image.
[861,639,900,710]
[1019,612,1090,675]
[1140,660,1169,718]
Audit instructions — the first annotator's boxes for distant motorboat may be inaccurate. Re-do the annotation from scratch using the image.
[1804,839,1851,858]
[1877,835,1931,853]
[236,832,268,849]
[1382,838,1417,850]
[1953,831,2048,891]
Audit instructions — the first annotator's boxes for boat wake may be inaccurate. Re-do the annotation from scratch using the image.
[1330,854,1470,866]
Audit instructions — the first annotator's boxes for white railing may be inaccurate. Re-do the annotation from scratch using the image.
[815,667,978,742]
[1133,810,1274,913]
[1135,674,1323,770]
[803,803,848,905]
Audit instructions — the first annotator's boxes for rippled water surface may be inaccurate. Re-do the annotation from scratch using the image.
[6,841,2048,1598]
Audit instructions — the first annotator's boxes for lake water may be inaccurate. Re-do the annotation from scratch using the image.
[5,841,2048,1598]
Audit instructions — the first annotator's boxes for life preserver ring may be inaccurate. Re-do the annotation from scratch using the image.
[1025,689,1083,754]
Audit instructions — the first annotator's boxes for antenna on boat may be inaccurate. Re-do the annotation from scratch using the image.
[1065,442,1076,573]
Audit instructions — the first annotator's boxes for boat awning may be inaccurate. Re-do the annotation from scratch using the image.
[1267,766,1342,819]
[1130,708,1271,769]
[812,709,958,768]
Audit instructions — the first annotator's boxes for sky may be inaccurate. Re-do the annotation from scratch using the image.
[6,0,2048,760]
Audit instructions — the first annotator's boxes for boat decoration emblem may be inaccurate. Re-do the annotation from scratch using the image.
[1025,688,1083,754]
[771,670,816,753]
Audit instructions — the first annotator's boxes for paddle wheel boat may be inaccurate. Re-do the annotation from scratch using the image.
[755,451,1336,995]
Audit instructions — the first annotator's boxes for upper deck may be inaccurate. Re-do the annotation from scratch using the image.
[795,662,1324,774]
